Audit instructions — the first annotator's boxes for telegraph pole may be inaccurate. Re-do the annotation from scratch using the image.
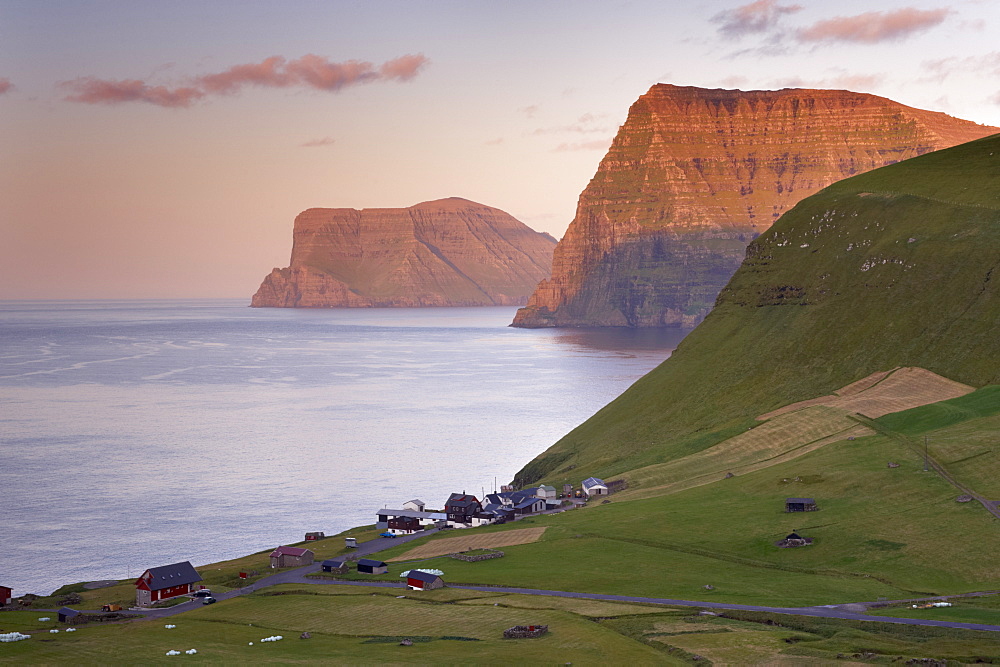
[924,435,929,472]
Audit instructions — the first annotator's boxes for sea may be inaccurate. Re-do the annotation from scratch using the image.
[0,299,689,596]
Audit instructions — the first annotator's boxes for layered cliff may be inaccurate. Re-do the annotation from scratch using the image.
[514,133,1000,487]
[252,198,556,308]
[512,84,999,328]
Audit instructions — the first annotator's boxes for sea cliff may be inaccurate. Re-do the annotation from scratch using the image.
[253,197,556,308]
[513,84,999,328]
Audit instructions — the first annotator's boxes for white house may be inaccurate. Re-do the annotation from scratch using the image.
[538,485,558,500]
[402,499,425,512]
[582,477,608,497]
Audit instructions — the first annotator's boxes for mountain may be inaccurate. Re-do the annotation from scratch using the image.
[512,84,999,328]
[514,133,1000,488]
[252,198,556,308]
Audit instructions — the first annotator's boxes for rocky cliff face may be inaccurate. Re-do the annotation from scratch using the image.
[252,198,556,308]
[512,84,999,328]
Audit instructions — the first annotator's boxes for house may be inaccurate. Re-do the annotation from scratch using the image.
[376,509,447,533]
[402,499,425,512]
[0,585,12,605]
[481,502,515,523]
[135,561,202,607]
[269,546,315,568]
[388,515,422,534]
[582,477,608,497]
[484,493,513,508]
[304,531,326,541]
[57,607,80,623]
[406,570,444,590]
[444,493,482,528]
[785,498,818,512]
[321,558,349,574]
[356,559,388,575]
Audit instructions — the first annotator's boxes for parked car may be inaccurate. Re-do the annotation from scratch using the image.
[202,597,217,605]
[379,532,397,538]
[192,589,213,598]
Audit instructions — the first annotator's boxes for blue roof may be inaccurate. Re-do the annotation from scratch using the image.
[514,498,542,509]
[582,477,606,487]
[322,558,347,566]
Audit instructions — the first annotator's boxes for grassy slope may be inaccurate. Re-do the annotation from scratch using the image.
[515,133,1000,487]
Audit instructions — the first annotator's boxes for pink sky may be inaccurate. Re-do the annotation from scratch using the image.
[1,0,999,299]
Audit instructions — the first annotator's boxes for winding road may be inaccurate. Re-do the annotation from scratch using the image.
[126,531,1000,633]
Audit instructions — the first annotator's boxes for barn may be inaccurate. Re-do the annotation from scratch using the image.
[582,477,608,497]
[58,607,80,623]
[357,558,388,575]
[135,561,202,607]
[407,570,444,591]
[0,585,12,605]
[785,497,818,512]
[269,546,315,568]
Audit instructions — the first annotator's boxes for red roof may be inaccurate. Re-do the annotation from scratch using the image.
[270,546,312,558]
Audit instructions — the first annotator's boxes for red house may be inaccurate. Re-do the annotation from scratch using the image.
[0,585,12,605]
[135,561,202,607]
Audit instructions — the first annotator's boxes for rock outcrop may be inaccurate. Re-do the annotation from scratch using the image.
[252,198,556,308]
[512,84,999,328]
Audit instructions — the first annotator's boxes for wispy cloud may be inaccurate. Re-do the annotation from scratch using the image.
[518,105,539,118]
[300,136,336,148]
[712,0,802,38]
[0,78,13,95]
[768,71,884,91]
[61,78,204,107]
[920,51,1000,83]
[62,53,429,107]
[484,137,504,146]
[532,113,609,136]
[797,8,950,44]
[551,138,613,152]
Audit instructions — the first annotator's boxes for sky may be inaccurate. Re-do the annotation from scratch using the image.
[2,0,999,299]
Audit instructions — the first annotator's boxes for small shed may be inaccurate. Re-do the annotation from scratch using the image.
[357,559,388,575]
[538,485,558,500]
[304,531,326,541]
[321,558,349,574]
[269,546,315,568]
[0,585,12,605]
[582,477,608,497]
[785,497,818,512]
[58,607,80,623]
[135,561,203,607]
[406,570,444,591]
[402,499,426,512]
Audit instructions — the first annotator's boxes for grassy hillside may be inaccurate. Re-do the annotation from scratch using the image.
[515,133,1000,487]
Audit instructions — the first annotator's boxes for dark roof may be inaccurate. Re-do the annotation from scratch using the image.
[58,606,79,617]
[322,558,347,567]
[785,532,802,540]
[785,498,815,504]
[270,546,313,558]
[357,558,386,568]
[139,561,202,591]
[407,570,442,583]
[514,498,542,509]
[446,493,479,505]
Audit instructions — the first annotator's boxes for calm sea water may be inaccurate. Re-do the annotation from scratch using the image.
[0,300,688,595]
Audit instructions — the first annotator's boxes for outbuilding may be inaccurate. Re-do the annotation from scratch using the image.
[304,531,326,541]
[0,585,12,605]
[402,499,426,512]
[321,558,349,574]
[777,532,814,548]
[406,570,444,590]
[269,546,315,568]
[57,607,80,623]
[785,498,818,512]
[582,477,608,497]
[356,559,388,575]
[135,561,202,607]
